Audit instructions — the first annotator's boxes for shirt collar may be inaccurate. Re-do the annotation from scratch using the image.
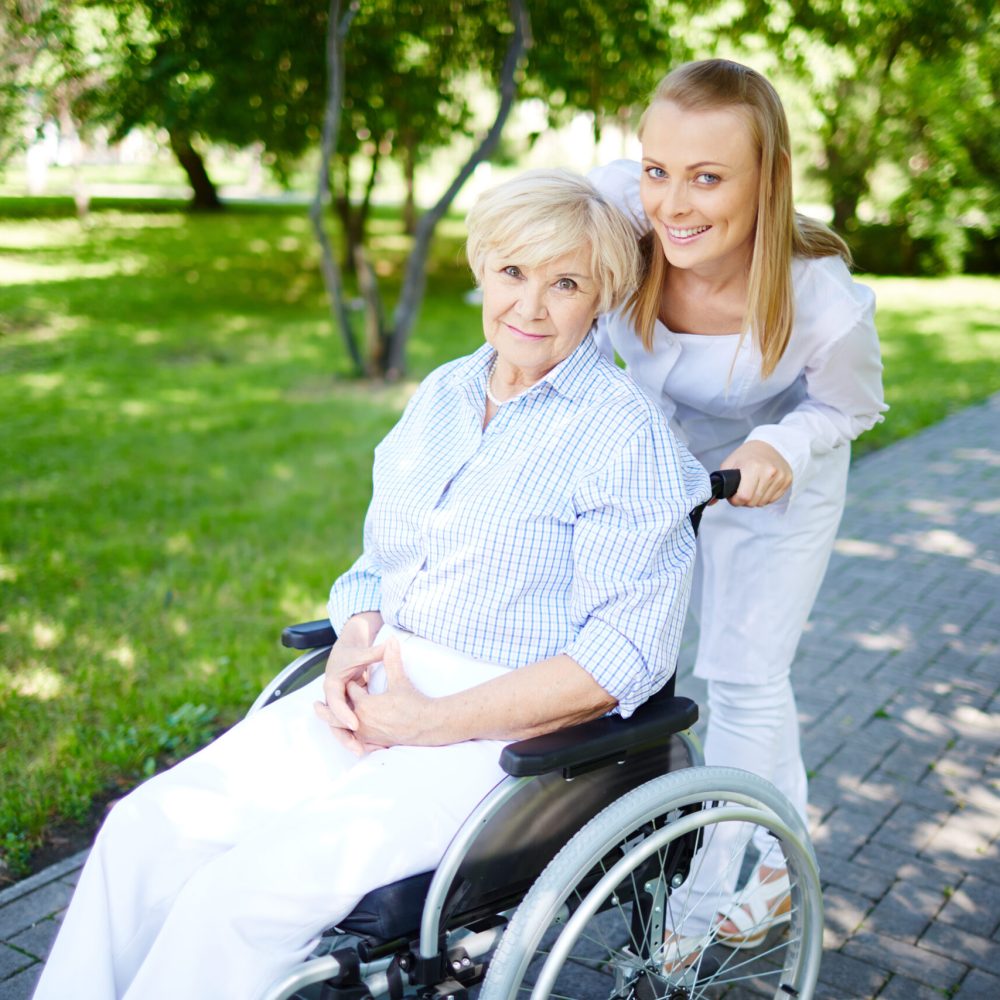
[448,332,601,402]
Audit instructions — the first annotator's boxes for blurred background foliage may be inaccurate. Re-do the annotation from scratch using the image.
[1,0,997,278]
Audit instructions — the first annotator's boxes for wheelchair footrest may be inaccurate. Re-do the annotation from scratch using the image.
[499,694,698,777]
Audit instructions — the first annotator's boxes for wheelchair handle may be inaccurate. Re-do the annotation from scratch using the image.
[690,468,741,537]
[710,468,741,501]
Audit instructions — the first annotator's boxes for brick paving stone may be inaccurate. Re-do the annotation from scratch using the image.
[816,949,889,997]
[842,930,965,991]
[877,743,941,784]
[0,962,42,1000]
[937,877,1000,938]
[820,858,895,903]
[852,841,963,891]
[871,802,944,856]
[863,879,946,944]
[921,812,994,868]
[885,780,957,818]
[8,916,61,961]
[0,882,73,940]
[812,802,898,860]
[877,973,953,1000]
[0,943,33,980]
[821,885,873,950]
[919,921,1000,976]
[953,968,1000,1000]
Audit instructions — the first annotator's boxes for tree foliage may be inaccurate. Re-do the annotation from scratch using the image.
[731,0,998,265]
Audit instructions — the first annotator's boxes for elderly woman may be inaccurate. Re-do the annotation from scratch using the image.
[34,170,709,1000]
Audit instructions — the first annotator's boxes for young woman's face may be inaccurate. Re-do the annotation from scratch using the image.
[640,100,761,279]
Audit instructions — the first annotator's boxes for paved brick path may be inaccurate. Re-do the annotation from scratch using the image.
[2,394,998,999]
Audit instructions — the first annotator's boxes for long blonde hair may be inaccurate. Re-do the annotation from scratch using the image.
[629,59,851,378]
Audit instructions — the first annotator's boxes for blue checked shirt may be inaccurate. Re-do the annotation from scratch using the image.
[328,334,710,717]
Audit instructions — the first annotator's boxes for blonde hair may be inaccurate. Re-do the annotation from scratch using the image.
[466,169,642,315]
[630,59,851,378]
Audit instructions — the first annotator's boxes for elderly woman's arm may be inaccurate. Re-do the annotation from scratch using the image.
[342,644,616,748]
[319,416,705,753]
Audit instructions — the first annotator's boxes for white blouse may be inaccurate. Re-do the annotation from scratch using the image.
[591,159,888,503]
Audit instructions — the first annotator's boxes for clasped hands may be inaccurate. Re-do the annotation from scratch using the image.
[313,630,433,756]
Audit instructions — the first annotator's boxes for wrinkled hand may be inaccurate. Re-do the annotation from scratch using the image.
[313,613,385,754]
[348,638,435,751]
[719,440,793,508]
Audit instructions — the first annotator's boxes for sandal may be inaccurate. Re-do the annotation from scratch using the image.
[659,929,706,973]
[714,866,791,949]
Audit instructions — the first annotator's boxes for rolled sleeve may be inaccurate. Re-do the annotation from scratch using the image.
[565,419,706,717]
[326,553,382,633]
[564,618,651,719]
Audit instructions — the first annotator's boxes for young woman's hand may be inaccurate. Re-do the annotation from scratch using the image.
[720,440,793,507]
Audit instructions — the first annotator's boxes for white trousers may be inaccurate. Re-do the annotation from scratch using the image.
[33,627,511,1000]
[668,675,808,936]
[668,444,848,934]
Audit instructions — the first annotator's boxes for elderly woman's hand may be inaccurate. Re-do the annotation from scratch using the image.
[314,612,385,752]
[348,639,435,750]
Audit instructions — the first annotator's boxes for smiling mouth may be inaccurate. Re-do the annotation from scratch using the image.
[506,324,546,339]
[667,225,711,240]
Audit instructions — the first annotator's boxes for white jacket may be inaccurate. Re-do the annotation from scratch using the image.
[591,159,887,505]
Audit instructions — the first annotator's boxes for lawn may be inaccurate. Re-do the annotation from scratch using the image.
[1,198,998,881]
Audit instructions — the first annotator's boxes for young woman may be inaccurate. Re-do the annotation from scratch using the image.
[590,59,886,960]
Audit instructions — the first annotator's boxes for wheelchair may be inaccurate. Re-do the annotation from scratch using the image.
[251,472,824,1000]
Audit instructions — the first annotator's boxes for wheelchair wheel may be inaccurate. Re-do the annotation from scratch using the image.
[481,766,822,1000]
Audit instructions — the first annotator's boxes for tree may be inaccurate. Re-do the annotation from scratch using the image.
[316,0,531,378]
[79,0,329,209]
[518,0,685,143]
[731,0,998,261]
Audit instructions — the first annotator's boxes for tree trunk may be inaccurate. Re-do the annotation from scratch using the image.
[311,0,363,373]
[168,130,222,211]
[384,0,533,378]
[402,141,417,236]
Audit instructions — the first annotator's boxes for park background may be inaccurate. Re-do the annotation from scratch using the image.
[0,0,997,885]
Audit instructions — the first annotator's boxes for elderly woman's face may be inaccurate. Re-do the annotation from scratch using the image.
[481,248,600,381]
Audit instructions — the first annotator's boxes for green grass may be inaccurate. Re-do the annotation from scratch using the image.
[856,276,1000,455]
[0,198,998,882]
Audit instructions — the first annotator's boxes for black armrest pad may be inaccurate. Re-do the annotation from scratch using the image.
[500,695,698,777]
[281,619,338,649]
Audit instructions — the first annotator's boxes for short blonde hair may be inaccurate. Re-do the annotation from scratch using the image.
[466,169,642,315]
[631,60,851,377]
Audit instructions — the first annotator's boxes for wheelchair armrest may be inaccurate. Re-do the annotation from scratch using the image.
[281,619,338,649]
[499,694,698,778]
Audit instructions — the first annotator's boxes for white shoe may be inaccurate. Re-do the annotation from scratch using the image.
[659,928,706,973]
[715,866,791,949]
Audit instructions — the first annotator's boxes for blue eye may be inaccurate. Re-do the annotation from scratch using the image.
[644,165,667,180]
[502,265,522,278]
[555,278,578,291]
[696,172,721,185]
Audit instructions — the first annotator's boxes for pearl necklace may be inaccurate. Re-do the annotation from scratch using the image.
[485,356,529,406]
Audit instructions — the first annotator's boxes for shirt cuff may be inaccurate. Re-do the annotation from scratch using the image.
[327,576,382,634]
[564,619,652,720]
